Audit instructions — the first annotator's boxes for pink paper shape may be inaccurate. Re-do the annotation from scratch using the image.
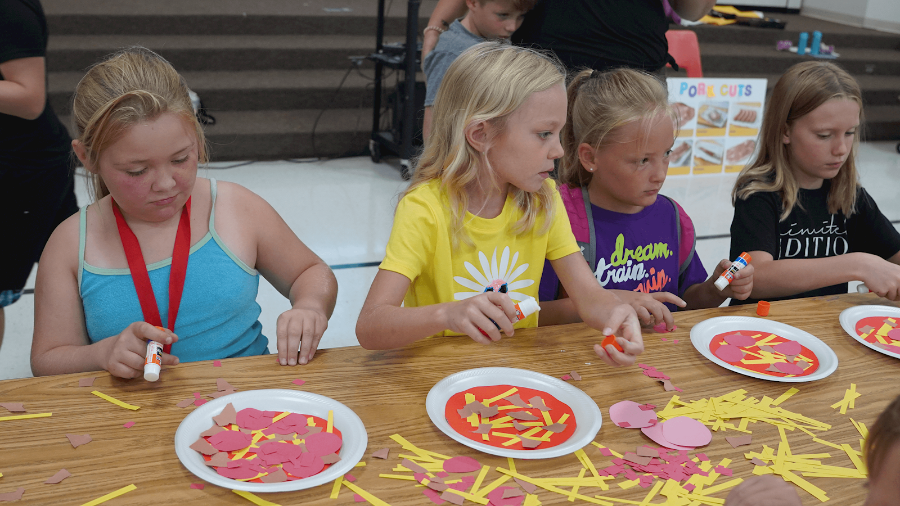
[561,374,572,380]
[773,340,801,356]
[714,344,745,363]
[723,333,756,347]
[661,417,711,447]
[292,379,306,386]
[208,430,253,452]
[683,483,696,492]
[599,447,613,457]
[345,474,356,482]
[235,408,273,430]
[696,453,709,461]
[213,361,222,367]
[715,465,733,476]
[888,329,900,340]
[45,469,72,484]
[609,400,658,428]
[218,460,266,480]
[443,455,481,473]
[305,432,342,456]
[194,398,207,406]
[78,377,96,387]
[773,362,805,375]
[661,338,668,342]
[640,423,693,451]
[66,434,92,448]
[653,321,676,333]
[283,454,325,478]
[190,483,205,489]
[123,421,135,428]
[674,339,679,344]
[354,494,366,502]
[423,488,446,505]
[486,487,526,506]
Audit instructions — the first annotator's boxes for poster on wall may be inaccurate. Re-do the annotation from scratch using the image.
[666,78,768,176]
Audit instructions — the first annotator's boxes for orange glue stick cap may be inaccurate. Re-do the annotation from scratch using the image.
[756,301,770,317]
[602,334,624,353]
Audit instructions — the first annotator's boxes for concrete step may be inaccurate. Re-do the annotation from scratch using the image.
[693,72,900,107]
[694,44,900,76]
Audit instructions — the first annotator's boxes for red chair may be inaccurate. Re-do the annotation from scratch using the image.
[666,30,703,77]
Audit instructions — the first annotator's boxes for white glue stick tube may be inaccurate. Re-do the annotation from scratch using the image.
[478,297,541,336]
[715,252,752,291]
[857,284,870,294]
[144,340,163,382]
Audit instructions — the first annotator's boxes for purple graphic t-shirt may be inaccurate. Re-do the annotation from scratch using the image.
[539,196,708,307]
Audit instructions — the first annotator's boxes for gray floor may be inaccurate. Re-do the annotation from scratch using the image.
[2,142,898,381]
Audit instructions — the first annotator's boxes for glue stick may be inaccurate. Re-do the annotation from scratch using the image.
[857,284,870,294]
[478,297,541,336]
[715,252,752,291]
[144,341,163,382]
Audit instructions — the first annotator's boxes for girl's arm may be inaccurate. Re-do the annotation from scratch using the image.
[356,270,519,349]
[539,286,685,330]
[235,185,338,366]
[422,0,468,61]
[31,215,179,377]
[746,250,900,300]
[682,258,755,309]
[550,252,643,366]
[0,56,46,119]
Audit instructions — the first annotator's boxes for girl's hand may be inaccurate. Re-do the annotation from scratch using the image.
[860,255,900,301]
[592,304,644,367]
[612,290,684,331]
[442,291,518,344]
[276,307,329,366]
[101,322,179,379]
[715,259,755,301]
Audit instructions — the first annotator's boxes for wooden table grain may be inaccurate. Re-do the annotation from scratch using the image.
[1,293,897,505]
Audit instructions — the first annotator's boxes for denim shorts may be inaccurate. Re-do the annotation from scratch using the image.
[0,289,24,308]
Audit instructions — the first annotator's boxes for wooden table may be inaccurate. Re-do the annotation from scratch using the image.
[1,293,897,505]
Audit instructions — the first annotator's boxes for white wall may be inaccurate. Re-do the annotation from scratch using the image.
[802,0,900,34]
[863,0,900,34]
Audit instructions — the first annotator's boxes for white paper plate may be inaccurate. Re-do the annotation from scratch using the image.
[174,389,367,492]
[690,317,838,382]
[425,367,602,459]
[839,305,900,359]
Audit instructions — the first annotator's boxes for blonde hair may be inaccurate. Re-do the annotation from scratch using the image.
[732,61,862,220]
[72,47,208,200]
[407,41,565,248]
[558,68,674,188]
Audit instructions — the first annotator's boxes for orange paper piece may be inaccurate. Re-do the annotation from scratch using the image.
[78,377,95,387]
[45,469,72,484]
[372,448,390,459]
[66,434,92,448]
[0,403,25,413]
[213,403,237,427]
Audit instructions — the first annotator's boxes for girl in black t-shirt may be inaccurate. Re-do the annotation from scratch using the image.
[729,61,900,304]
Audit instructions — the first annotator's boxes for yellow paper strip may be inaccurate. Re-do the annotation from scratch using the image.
[568,468,586,501]
[471,465,490,495]
[91,390,140,410]
[80,484,137,506]
[0,412,52,422]
[495,468,613,506]
[272,411,290,423]
[442,488,490,505]
[326,410,334,433]
[483,388,519,405]
[507,457,517,474]
[330,476,343,498]
[233,490,282,506]
[342,480,391,506]
[772,388,799,407]
[618,479,640,490]
[355,462,366,467]
[474,475,512,498]
[698,478,743,495]
[378,474,416,481]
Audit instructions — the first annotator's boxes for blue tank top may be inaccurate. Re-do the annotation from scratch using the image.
[79,179,269,362]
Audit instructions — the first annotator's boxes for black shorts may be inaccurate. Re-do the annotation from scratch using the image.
[0,161,79,295]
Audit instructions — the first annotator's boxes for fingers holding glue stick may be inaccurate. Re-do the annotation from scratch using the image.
[102,322,179,380]
[715,252,752,292]
[713,258,755,301]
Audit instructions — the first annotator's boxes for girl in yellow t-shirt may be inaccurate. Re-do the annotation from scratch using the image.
[356,42,642,366]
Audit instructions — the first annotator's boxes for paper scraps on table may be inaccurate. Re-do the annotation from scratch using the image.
[91,391,140,410]
[570,371,582,381]
[0,403,25,413]
[190,483,205,490]
[45,469,72,484]
[653,321,677,333]
[443,456,481,473]
[176,397,196,408]
[0,488,24,502]
[725,435,752,448]
[560,374,572,381]
[637,363,684,392]
[79,484,136,506]
[232,489,282,506]
[0,412,51,422]
[372,448,390,459]
[213,360,222,367]
[609,400,658,429]
[66,434,92,449]
[830,383,861,414]
[78,377,95,387]
[292,379,306,387]
[122,421,135,429]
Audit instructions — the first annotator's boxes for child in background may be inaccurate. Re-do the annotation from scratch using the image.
[31,48,338,378]
[538,68,753,329]
[357,42,642,366]
[422,0,535,139]
[730,61,900,304]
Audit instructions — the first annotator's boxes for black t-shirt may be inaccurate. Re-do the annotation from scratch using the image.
[512,0,669,73]
[729,181,900,304]
[0,0,72,171]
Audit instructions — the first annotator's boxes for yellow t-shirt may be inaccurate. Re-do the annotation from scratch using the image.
[380,179,580,335]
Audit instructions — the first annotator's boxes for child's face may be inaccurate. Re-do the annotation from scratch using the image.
[864,440,900,506]
[783,98,859,189]
[486,84,566,193]
[585,113,675,214]
[466,0,528,40]
[96,112,199,222]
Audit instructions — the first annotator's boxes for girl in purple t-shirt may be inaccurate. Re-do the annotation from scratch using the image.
[539,68,754,331]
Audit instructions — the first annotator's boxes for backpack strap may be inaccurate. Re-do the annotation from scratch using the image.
[558,184,595,266]
[662,195,696,277]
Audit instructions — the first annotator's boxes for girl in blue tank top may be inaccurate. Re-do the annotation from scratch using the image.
[31,48,337,378]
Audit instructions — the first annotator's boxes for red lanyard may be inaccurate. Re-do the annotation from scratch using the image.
[111,197,191,354]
